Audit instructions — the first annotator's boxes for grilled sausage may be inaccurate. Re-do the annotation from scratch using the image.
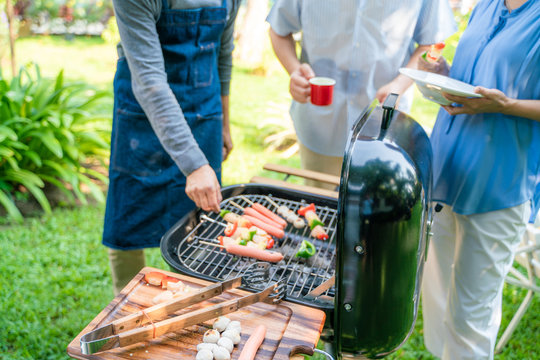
[242,214,285,239]
[252,203,288,228]
[244,207,285,229]
[238,325,267,360]
[225,244,284,263]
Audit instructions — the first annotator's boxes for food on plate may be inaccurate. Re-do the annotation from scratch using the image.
[166,278,185,292]
[252,202,288,228]
[152,290,174,304]
[224,243,284,263]
[217,336,234,353]
[296,239,316,259]
[196,349,214,360]
[298,203,329,240]
[225,320,242,333]
[144,271,165,286]
[221,328,241,345]
[197,343,219,352]
[213,346,231,360]
[423,42,445,63]
[237,324,267,360]
[203,329,221,343]
[213,316,232,332]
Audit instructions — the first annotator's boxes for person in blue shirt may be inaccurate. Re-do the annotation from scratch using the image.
[266,0,456,189]
[420,1,540,358]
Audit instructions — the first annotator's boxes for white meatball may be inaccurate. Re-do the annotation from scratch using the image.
[221,329,241,345]
[293,217,306,228]
[287,212,298,223]
[213,346,231,360]
[217,336,234,353]
[213,316,231,332]
[196,349,213,360]
[225,320,241,333]
[196,343,218,352]
[277,205,289,217]
[203,329,220,343]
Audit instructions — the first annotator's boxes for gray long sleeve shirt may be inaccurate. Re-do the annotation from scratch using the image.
[112,0,240,176]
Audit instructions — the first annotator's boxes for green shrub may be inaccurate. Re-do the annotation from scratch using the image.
[0,63,111,222]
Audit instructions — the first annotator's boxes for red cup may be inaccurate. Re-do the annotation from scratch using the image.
[309,77,336,106]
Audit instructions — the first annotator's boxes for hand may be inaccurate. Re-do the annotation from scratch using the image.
[185,164,222,213]
[375,75,411,104]
[418,54,450,76]
[441,87,511,116]
[222,126,233,161]
[290,63,315,103]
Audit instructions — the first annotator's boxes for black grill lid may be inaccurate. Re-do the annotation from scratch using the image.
[335,95,433,358]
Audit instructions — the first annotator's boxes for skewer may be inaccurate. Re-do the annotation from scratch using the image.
[200,214,226,226]
[265,196,280,209]
[240,195,254,205]
[228,200,244,210]
[199,240,224,248]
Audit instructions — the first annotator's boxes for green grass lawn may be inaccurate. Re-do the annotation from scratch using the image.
[0,35,538,359]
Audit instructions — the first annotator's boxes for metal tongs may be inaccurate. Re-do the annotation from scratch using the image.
[80,268,286,354]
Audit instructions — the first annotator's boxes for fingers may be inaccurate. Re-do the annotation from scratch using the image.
[185,165,222,212]
[290,74,311,103]
[299,63,315,79]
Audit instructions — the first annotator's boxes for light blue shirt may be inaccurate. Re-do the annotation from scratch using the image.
[267,0,456,156]
[430,0,540,219]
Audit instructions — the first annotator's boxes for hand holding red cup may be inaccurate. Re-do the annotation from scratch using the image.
[309,77,336,106]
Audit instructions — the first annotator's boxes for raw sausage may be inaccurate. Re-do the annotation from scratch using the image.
[238,325,267,360]
[225,244,284,263]
[244,207,284,229]
[252,203,288,228]
[243,214,285,239]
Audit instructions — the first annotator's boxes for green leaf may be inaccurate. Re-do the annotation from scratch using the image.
[5,169,44,188]
[0,189,23,223]
[77,173,105,203]
[23,150,42,167]
[24,182,52,214]
[39,174,75,203]
[0,145,15,158]
[0,126,18,142]
[77,132,109,150]
[27,129,63,158]
[43,160,71,181]
[54,69,64,93]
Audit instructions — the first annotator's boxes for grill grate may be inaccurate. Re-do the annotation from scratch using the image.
[175,194,337,306]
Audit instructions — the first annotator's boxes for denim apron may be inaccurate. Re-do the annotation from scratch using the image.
[102,0,227,250]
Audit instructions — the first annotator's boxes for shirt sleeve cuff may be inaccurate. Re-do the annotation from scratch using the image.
[175,146,209,177]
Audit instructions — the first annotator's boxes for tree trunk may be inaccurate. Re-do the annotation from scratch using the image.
[5,0,17,76]
[235,0,269,68]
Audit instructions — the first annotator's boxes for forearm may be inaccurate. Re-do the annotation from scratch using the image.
[269,29,301,75]
[398,45,431,89]
[221,95,230,129]
[503,99,540,121]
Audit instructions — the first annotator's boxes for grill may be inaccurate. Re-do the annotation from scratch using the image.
[161,186,339,311]
[161,94,433,359]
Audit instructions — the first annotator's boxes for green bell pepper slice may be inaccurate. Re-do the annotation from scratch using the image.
[296,239,316,258]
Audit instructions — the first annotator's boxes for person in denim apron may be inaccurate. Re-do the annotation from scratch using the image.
[103,0,239,294]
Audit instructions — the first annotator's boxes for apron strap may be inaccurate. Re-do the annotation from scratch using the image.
[162,0,169,10]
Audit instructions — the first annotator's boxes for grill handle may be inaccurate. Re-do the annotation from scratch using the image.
[380,92,399,132]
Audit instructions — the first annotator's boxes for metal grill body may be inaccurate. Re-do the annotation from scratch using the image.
[161,184,338,311]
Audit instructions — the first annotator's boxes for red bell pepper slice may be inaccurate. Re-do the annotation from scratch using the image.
[298,203,316,216]
[266,238,275,249]
[224,222,238,237]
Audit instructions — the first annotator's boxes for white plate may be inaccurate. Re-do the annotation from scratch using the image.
[399,68,482,105]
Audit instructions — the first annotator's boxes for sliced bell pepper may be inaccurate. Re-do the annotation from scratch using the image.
[296,239,316,258]
[218,235,224,246]
[309,218,325,230]
[219,209,230,218]
[298,203,316,216]
[238,238,248,246]
[224,222,238,237]
[266,237,275,249]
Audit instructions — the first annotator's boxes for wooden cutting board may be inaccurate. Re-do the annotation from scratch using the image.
[67,267,326,360]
